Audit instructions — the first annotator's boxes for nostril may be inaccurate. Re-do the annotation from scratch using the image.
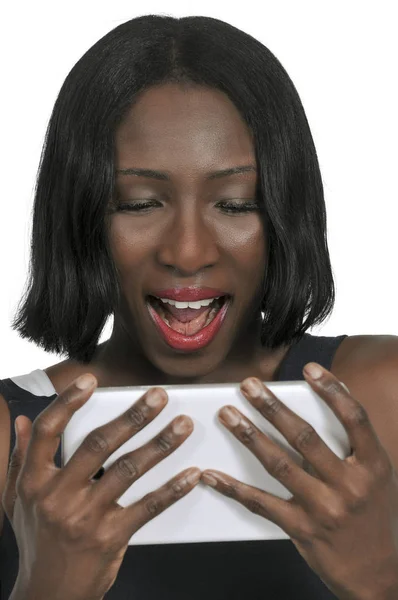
[92,466,105,480]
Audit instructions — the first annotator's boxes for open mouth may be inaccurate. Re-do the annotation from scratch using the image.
[146,295,229,337]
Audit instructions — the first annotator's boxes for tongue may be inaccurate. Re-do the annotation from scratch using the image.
[161,302,214,323]
[163,306,213,336]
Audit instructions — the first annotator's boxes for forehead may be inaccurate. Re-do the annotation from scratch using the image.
[114,83,256,172]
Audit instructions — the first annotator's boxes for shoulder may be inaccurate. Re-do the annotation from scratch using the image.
[331,333,398,381]
[331,333,398,407]
[44,342,109,395]
[331,334,398,470]
[44,359,104,396]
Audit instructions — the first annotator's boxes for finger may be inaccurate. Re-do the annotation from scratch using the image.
[91,414,194,506]
[238,377,345,484]
[23,374,98,485]
[61,387,169,486]
[116,467,201,540]
[2,415,33,519]
[201,469,308,541]
[217,405,329,505]
[302,362,384,465]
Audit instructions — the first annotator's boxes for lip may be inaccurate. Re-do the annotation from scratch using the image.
[147,287,232,302]
[146,296,231,352]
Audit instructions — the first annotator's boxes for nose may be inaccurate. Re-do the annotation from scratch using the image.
[155,203,220,276]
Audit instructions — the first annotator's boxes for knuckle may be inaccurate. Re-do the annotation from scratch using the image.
[95,531,120,555]
[285,503,315,545]
[223,481,239,499]
[144,494,162,516]
[32,416,53,438]
[126,405,148,429]
[154,433,173,455]
[245,495,265,516]
[33,495,99,545]
[238,424,258,445]
[346,486,368,514]
[91,516,121,554]
[323,380,343,397]
[269,456,292,480]
[15,472,36,502]
[321,502,347,532]
[15,481,31,503]
[345,405,369,428]
[295,425,318,452]
[63,513,93,542]
[114,456,139,480]
[169,478,187,499]
[83,430,109,454]
[260,397,282,418]
[291,525,315,547]
[35,495,61,524]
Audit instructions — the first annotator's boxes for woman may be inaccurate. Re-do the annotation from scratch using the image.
[1,14,397,600]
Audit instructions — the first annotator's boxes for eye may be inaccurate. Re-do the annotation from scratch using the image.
[116,199,160,212]
[216,200,260,214]
[114,199,260,214]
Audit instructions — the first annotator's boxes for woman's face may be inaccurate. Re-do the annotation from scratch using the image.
[106,82,268,383]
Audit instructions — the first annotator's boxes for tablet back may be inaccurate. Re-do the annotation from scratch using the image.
[62,380,350,545]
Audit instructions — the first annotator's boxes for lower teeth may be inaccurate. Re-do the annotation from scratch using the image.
[153,300,222,334]
[204,306,219,327]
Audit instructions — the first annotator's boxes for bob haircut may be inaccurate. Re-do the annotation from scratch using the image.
[11,14,335,364]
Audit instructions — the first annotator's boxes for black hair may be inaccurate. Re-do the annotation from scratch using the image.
[11,14,335,363]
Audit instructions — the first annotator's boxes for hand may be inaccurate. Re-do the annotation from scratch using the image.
[2,375,200,600]
[201,362,398,600]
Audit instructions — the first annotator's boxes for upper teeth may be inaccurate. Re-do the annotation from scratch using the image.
[155,296,223,309]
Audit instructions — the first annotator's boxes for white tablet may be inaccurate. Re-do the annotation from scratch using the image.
[61,380,351,546]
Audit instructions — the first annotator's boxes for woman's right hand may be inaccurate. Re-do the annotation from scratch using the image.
[2,374,200,600]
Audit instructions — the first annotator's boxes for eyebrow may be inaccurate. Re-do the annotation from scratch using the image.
[115,165,257,181]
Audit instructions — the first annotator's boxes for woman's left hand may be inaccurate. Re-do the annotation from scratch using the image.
[201,362,398,600]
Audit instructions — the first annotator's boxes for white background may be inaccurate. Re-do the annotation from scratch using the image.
[1,1,397,379]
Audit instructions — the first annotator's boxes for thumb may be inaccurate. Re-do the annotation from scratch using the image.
[2,414,33,520]
[14,414,33,455]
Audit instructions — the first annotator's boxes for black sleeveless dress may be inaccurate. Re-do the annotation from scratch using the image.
[0,333,347,599]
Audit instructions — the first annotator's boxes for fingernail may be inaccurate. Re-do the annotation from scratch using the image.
[172,416,192,435]
[186,469,201,485]
[241,378,262,398]
[219,406,241,427]
[202,472,218,487]
[75,374,96,390]
[145,388,165,407]
[303,362,323,380]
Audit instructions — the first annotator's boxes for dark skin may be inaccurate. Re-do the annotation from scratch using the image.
[94,80,284,387]
[4,83,398,599]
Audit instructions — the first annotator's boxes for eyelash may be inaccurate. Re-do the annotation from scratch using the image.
[115,200,260,215]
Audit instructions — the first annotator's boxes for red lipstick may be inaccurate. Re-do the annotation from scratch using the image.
[146,296,231,352]
[148,287,231,302]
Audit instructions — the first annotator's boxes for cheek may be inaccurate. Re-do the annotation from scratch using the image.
[107,218,151,269]
[225,224,267,269]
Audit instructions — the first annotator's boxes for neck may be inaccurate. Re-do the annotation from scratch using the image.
[91,312,288,386]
